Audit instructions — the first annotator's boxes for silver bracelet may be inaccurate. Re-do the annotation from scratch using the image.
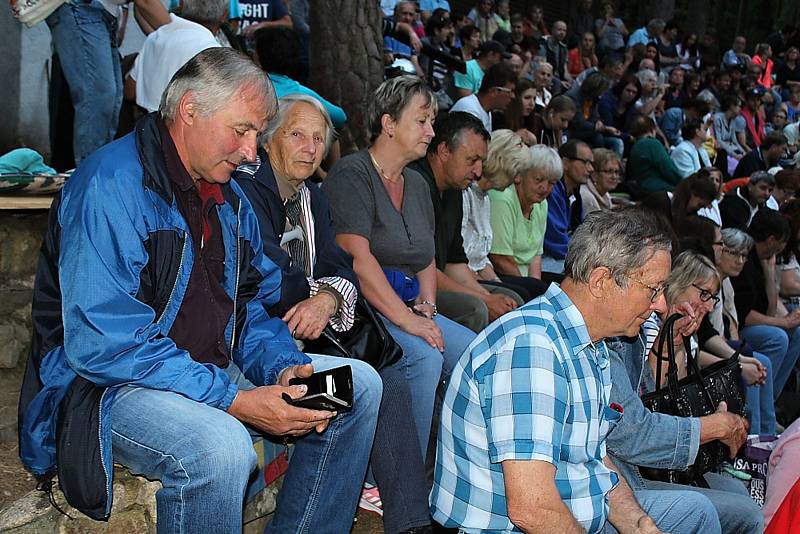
[420,300,437,316]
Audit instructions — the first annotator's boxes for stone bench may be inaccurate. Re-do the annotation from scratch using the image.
[0,442,289,533]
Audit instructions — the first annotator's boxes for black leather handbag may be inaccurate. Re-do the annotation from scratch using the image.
[639,313,746,486]
[303,296,403,371]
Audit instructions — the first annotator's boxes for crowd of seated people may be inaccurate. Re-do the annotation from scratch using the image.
[18,0,800,532]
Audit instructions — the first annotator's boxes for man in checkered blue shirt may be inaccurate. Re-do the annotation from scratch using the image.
[431,209,723,533]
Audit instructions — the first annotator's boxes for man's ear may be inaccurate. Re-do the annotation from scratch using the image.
[177,92,197,126]
[587,266,613,299]
[436,141,451,162]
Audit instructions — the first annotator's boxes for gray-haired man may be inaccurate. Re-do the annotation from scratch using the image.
[431,208,721,534]
[19,48,381,532]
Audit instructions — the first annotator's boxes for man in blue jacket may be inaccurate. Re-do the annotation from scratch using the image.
[542,140,593,277]
[18,48,380,533]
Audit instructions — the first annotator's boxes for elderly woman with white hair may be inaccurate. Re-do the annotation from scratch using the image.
[462,130,547,301]
[487,143,563,286]
[233,93,434,534]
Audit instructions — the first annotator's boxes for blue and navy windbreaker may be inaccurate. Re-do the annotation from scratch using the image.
[17,113,308,519]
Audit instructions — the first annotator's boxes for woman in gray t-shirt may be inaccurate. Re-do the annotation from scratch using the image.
[323,76,475,473]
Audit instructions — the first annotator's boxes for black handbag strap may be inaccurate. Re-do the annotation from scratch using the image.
[653,313,687,393]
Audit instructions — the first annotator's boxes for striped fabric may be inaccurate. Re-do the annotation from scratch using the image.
[430,284,621,533]
[237,157,356,332]
[283,184,356,332]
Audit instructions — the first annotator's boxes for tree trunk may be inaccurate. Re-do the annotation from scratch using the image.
[685,0,710,38]
[638,0,675,24]
[309,1,384,154]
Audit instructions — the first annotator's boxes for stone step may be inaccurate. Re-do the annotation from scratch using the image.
[0,467,282,533]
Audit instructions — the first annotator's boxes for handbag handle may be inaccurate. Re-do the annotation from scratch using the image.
[653,313,688,394]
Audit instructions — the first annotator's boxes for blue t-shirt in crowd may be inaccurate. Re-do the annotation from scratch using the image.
[238,0,287,32]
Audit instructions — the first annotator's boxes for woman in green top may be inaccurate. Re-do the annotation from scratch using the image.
[627,114,682,192]
[488,144,563,279]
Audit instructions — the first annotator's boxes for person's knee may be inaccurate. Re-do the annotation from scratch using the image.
[348,359,383,412]
[680,492,721,534]
[181,417,256,485]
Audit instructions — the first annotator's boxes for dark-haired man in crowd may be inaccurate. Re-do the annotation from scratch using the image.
[720,170,775,230]
[732,209,800,401]
[542,140,593,277]
[451,63,517,132]
[454,39,511,97]
[410,112,522,332]
[733,131,788,179]
[538,20,572,90]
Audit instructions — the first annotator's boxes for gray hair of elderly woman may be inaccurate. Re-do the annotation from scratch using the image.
[258,94,335,152]
[565,208,672,287]
[721,227,755,255]
[636,68,658,86]
[522,144,562,183]
[160,48,277,123]
[180,0,227,26]
[368,75,437,143]
[664,250,721,305]
[483,130,525,190]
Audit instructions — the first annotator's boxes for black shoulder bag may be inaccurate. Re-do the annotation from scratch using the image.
[639,313,746,486]
[303,296,403,371]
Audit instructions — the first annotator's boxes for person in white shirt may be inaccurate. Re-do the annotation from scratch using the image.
[125,0,228,112]
[450,63,516,132]
[670,117,712,177]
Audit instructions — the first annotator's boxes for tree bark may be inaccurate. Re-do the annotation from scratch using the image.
[637,0,675,24]
[685,0,710,38]
[309,1,384,154]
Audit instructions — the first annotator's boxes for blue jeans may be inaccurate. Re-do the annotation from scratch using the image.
[741,324,800,399]
[644,472,764,534]
[605,489,722,534]
[109,355,381,533]
[380,313,475,460]
[744,351,777,435]
[46,0,122,163]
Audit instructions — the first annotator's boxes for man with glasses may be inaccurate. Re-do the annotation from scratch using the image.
[542,140,594,277]
[604,248,762,534]
[451,62,516,131]
[432,208,722,533]
[580,148,624,218]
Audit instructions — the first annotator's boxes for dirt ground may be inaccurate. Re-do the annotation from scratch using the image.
[0,441,35,510]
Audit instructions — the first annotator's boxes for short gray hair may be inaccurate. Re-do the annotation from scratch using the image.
[180,0,227,26]
[636,69,658,85]
[646,18,666,34]
[259,94,335,152]
[721,227,754,255]
[160,48,277,123]
[565,208,673,286]
[368,75,437,142]
[523,144,562,183]
[531,60,553,74]
[664,250,720,305]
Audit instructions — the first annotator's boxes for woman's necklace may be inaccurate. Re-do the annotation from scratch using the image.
[369,149,403,184]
